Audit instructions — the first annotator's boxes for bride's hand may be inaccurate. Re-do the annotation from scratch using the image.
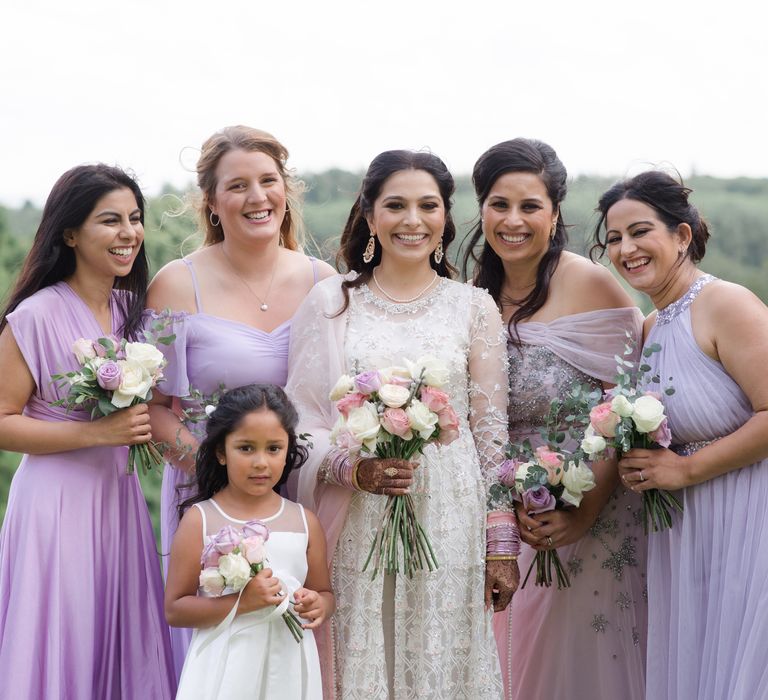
[484,559,519,612]
[355,458,417,495]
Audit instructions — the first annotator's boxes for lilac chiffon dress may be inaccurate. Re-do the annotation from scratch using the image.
[0,282,175,699]
[158,257,317,678]
[643,275,768,700]
[494,307,648,700]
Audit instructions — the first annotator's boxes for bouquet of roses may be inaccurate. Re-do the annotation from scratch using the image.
[329,356,460,579]
[578,339,681,533]
[51,317,175,475]
[198,520,304,643]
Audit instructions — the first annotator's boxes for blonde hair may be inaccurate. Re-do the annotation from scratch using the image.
[196,125,305,249]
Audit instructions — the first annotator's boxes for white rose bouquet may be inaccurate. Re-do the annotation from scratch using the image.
[51,316,175,475]
[329,356,459,579]
[199,520,303,643]
[575,339,681,533]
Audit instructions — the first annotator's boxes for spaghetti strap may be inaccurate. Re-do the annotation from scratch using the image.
[193,502,207,544]
[298,503,309,535]
[182,258,204,313]
[309,256,319,286]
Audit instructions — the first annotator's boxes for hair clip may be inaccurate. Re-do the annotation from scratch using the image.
[204,404,217,417]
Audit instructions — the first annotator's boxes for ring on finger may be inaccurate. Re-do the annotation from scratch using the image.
[546,536,553,547]
[384,467,398,477]
[639,471,645,482]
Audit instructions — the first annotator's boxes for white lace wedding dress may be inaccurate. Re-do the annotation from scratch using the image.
[287,275,507,699]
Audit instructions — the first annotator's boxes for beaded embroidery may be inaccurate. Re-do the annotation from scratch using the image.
[656,274,716,326]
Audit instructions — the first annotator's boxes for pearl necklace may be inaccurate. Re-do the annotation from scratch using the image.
[221,245,277,312]
[372,269,438,304]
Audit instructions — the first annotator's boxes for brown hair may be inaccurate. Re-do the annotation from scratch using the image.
[196,126,304,249]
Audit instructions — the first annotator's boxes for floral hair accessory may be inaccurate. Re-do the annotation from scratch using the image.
[204,404,217,417]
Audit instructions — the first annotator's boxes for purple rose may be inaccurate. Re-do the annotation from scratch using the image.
[354,370,383,395]
[522,486,556,514]
[200,539,220,568]
[96,360,122,391]
[242,519,270,543]
[212,525,242,555]
[649,418,672,448]
[498,459,518,488]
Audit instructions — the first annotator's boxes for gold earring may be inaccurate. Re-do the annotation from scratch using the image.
[433,240,444,264]
[550,219,558,239]
[363,234,376,264]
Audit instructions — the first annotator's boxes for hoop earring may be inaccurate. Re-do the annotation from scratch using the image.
[363,234,376,264]
[433,240,444,265]
[209,211,220,228]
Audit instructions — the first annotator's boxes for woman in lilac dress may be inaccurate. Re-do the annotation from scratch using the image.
[0,165,175,698]
[593,171,768,700]
[147,125,334,676]
[464,139,647,699]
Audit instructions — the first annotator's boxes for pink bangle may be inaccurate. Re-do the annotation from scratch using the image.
[486,518,521,557]
[320,449,361,491]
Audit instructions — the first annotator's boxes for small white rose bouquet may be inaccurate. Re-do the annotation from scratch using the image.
[51,317,175,475]
[329,355,459,579]
[577,340,681,533]
[199,520,304,643]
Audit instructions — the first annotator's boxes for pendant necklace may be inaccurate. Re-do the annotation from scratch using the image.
[372,268,438,304]
[221,245,278,312]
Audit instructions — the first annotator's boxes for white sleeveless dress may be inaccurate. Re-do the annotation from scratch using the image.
[176,497,322,700]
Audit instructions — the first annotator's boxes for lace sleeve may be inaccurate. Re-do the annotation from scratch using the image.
[467,288,512,512]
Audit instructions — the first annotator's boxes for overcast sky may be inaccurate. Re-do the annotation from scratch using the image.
[2,0,766,206]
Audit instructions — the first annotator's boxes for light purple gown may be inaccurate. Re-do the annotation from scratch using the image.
[157,257,316,678]
[643,274,768,700]
[495,307,648,700]
[0,282,175,699]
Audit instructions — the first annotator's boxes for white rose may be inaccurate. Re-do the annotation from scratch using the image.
[346,402,381,452]
[72,338,97,363]
[580,424,607,456]
[199,567,226,596]
[217,552,252,592]
[110,359,154,408]
[379,366,411,384]
[378,384,411,408]
[610,394,634,418]
[513,460,537,494]
[560,460,596,506]
[631,395,666,433]
[405,355,450,387]
[405,399,439,440]
[329,374,355,401]
[125,342,165,374]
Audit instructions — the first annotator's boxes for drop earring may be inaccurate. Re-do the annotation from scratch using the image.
[363,234,376,264]
[433,240,444,264]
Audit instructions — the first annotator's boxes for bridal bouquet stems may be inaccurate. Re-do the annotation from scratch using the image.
[329,356,459,579]
[51,316,175,475]
[199,520,303,642]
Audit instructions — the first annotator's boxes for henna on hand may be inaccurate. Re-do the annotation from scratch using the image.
[485,559,520,612]
[355,458,417,496]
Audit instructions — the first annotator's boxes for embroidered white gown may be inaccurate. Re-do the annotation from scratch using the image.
[287,276,508,699]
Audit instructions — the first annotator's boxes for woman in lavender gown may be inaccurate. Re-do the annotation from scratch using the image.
[465,139,647,699]
[593,171,768,700]
[0,165,175,698]
[147,125,334,676]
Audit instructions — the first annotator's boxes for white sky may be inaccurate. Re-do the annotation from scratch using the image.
[1,0,766,206]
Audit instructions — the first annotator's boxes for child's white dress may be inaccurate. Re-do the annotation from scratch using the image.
[176,497,322,700]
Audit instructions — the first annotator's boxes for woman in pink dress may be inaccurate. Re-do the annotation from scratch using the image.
[594,171,768,700]
[464,138,647,699]
[0,164,175,698]
[147,125,334,676]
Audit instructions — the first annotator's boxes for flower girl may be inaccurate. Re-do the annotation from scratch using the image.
[165,384,333,699]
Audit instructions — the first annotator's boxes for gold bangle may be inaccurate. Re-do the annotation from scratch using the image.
[351,457,363,491]
[486,555,518,562]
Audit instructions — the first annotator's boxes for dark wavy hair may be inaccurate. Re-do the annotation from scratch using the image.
[0,164,148,340]
[334,149,457,315]
[462,138,568,342]
[590,170,710,263]
[179,384,308,516]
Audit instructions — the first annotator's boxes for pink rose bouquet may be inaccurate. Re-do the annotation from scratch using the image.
[199,520,303,643]
[51,316,176,475]
[329,356,459,579]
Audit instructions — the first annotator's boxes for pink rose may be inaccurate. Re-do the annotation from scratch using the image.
[644,390,663,401]
[354,370,382,395]
[387,375,412,388]
[241,535,266,566]
[589,401,620,437]
[212,525,242,555]
[522,486,556,514]
[498,459,518,488]
[242,520,270,542]
[200,540,220,568]
[437,405,459,431]
[381,408,413,438]
[334,427,363,452]
[649,418,672,448]
[535,446,564,485]
[199,567,226,596]
[419,386,450,413]
[96,360,122,391]
[336,392,367,418]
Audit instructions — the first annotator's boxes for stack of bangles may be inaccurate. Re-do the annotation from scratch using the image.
[486,512,521,562]
[320,449,363,491]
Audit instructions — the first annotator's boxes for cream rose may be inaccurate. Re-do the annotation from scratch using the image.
[329,374,355,401]
[405,399,439,440]
[560,460,596,506]
[405,355,450,387]
[610,394,634,418]
[72,338,97,363]
[217,552,252,592]
[199,567,226,596]
[125,341,165,374]
[378,384,411,408]
[631,395,666,433]
[110,359,154,408]
[346,402,381,452]
[580,424,607,456]
[513,460,537,494]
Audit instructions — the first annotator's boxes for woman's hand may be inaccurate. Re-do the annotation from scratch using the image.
[90,404,153,447]
[484,559,519,612]
[293,587,333,629]
[239,568,284,613]
[355,457,417,496]
[515,504,593,551]
[618,447,691,491]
